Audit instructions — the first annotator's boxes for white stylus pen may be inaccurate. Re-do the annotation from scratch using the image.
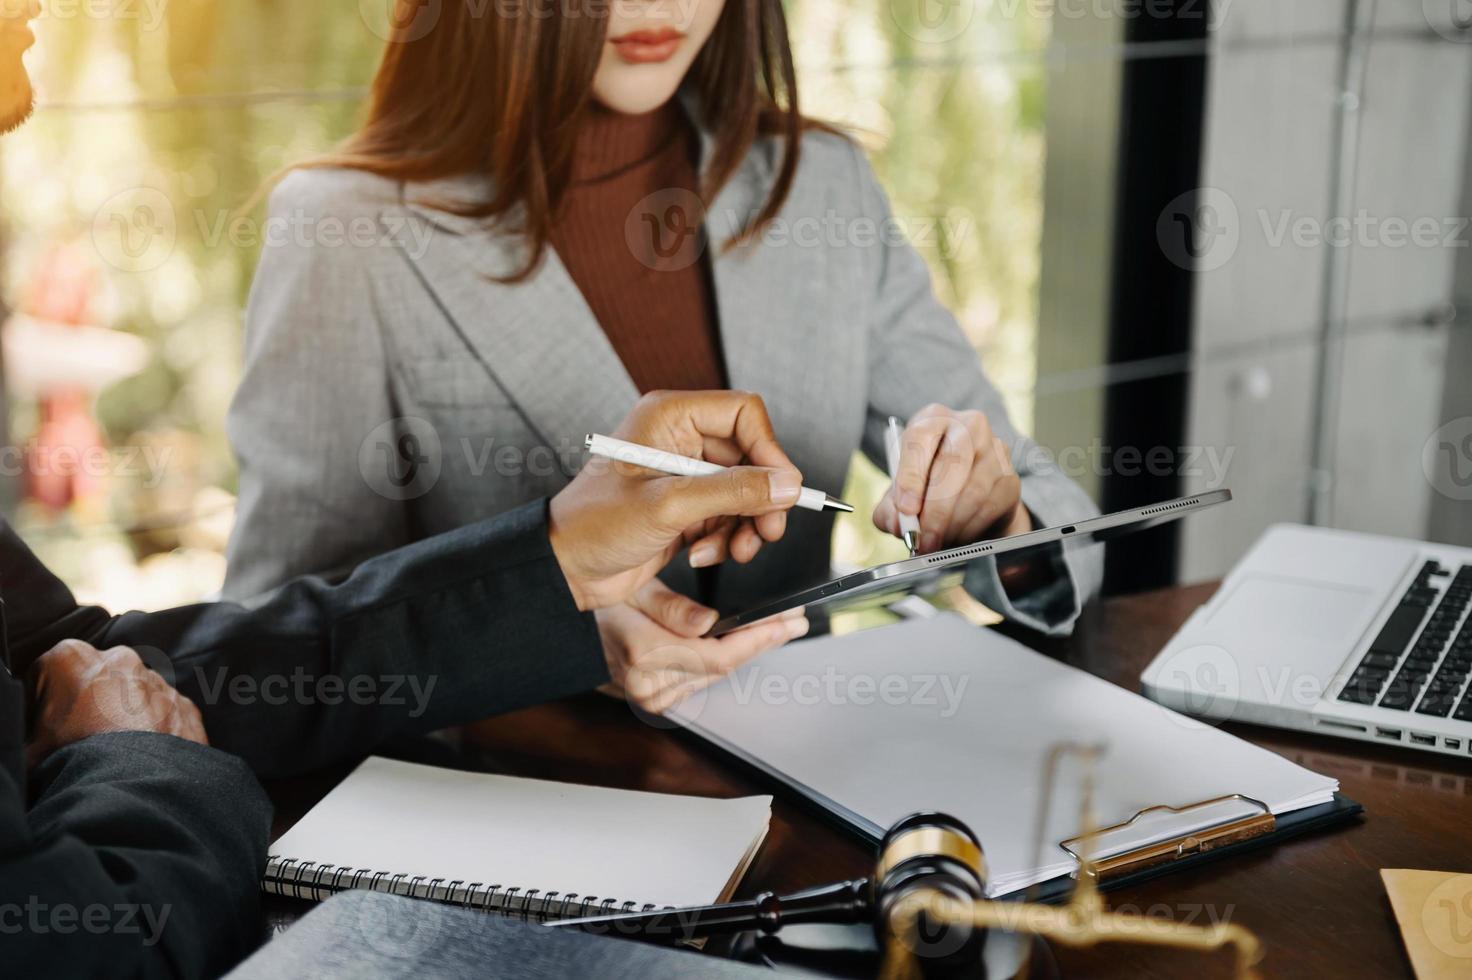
[885,416,921,555]
[584,434,854,513]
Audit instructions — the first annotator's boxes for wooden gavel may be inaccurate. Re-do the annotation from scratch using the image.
[546,811,990,974]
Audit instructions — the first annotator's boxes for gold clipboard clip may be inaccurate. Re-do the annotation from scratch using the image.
[1058,793,1277,884]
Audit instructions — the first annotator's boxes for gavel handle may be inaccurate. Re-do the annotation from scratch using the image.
[544,878,873,944]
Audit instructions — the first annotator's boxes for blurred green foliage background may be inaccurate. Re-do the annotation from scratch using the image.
[0,0,1051,607]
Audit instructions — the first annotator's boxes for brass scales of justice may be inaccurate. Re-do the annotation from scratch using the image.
[548,743,1268,979]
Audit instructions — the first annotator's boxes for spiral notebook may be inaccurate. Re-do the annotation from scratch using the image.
[264,757,772,920]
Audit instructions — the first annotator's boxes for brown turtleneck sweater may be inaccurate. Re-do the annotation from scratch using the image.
[549,102,727,393]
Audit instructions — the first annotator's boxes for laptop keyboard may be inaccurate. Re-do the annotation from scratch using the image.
[1338,561,1472,719]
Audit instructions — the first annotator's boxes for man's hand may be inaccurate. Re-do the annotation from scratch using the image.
[597,580,809,714]
[549,390,805,611]
[874,404,1033,554]
[26,640,207,769]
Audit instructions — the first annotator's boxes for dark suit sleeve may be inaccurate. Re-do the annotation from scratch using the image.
[7,499,608,778]
[0,731,270,979]
[0,523,114,674]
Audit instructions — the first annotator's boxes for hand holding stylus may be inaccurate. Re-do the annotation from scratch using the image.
[874,405,1032,554]
[549,390,810,611]
[884,417,922,556]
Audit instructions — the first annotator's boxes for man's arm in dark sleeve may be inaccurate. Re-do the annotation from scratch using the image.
[0,521,114,674]
[93,499,609,778]
[1,732,270,979]
[0,499,606,778]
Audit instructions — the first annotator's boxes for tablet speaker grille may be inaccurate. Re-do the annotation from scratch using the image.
[1138,497,1201,517]
[928,543,995,564]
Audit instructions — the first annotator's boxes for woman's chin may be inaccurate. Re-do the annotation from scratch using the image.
[590,76,684,117]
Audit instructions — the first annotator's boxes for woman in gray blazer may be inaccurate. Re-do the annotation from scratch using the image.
[225,0,1104,663]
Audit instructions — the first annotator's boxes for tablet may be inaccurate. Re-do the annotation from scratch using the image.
[710,489,1232,635]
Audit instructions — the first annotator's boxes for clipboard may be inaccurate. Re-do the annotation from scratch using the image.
[1024,791,1363,902]
[669,612,1361,901]
[680,720,1363,901]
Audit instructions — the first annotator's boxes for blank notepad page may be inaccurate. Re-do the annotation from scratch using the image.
[269,757,771,911]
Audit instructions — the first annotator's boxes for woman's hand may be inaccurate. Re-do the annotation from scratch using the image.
[873,404,1032,554]
[597,580,810,714]
[550,390,804,611]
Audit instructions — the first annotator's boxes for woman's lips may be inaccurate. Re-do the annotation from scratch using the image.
[609,28,685,65]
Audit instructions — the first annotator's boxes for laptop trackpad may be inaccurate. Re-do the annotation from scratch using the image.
[1206,575,1375,702]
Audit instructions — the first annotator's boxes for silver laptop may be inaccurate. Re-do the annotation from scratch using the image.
[1143,524,1472,757]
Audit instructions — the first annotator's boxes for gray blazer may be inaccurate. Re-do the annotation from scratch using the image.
[225,124,1103,633]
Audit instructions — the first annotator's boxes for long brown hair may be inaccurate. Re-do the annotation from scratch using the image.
[321,0,809,280]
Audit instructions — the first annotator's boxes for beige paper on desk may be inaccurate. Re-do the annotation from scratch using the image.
[1382,869,1472,979]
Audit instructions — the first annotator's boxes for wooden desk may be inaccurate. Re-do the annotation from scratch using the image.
[264,583,1472,978]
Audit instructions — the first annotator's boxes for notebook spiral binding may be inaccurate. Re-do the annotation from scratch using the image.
[262,856,667,923]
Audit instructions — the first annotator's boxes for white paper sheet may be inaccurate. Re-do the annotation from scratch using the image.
[673,614,1337,896]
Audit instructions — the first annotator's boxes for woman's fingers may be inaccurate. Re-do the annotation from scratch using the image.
[893,413,950,518]
[915,416,975,552]
[886,407,1026,551]
[955,436,1025,542]
[894,407,982,552]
